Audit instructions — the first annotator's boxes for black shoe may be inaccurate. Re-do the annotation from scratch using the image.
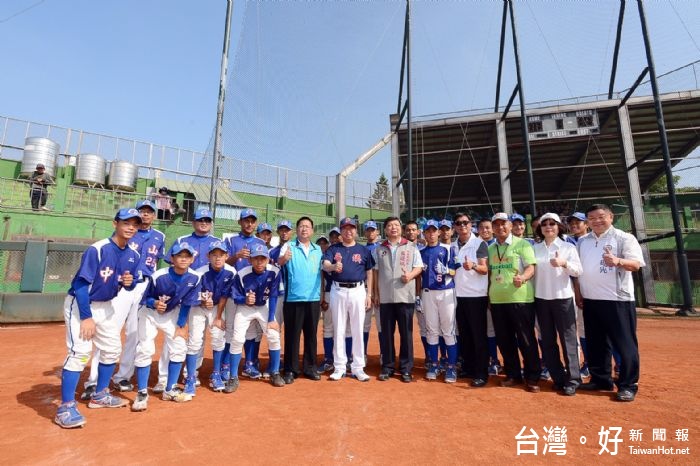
[303,370,321,381]
[458,371,473,379]
[80,385,96,401]
[283,372,295,385]
[270,373,285,388]
[377,371,392,382]
[401,373,413,383]
[500,377,522,387]
[616,389,635,402]
[562,385,577,396]
[471,378,487,387]
[579,381,614,391]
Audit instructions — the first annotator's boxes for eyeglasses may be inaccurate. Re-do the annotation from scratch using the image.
[195,218,213,223]
[454,220,470,226]
[540,221,557,227]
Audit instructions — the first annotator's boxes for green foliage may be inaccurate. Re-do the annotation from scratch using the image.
[367,172,391,211]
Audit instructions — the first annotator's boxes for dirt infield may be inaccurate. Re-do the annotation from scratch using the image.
[1,316,698,465]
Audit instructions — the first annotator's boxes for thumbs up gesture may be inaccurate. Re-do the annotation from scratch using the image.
[121,270,133,288]
[335,257,343,273]
[549,251,567,268]
[245,290,256,306]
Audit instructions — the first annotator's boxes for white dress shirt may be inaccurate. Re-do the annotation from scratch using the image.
[533,237,582,300]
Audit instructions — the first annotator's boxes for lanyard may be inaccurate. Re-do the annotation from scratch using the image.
[495,243,509,274]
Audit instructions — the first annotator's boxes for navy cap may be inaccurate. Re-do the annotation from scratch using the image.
[568,212,586,222]
[114,208,142,223]
[339,217,357,228]
[194,208,213,221]
[424,219,440,230]
[208,241,227,254]
[439,219,452,229]
[510,213,525,223]
[277,220,293,230]
[257,223,272,233]
[250,243,269,258]
[363,220,377,230]
[329,227,341,236]
[239,208,257,220]
[171,242,195,256]
[136,199,156,211]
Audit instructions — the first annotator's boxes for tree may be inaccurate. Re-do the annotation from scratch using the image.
[647,174,698,194]
[367,172,392,211]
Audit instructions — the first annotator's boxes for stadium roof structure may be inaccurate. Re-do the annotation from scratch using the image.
[393,89,700,214]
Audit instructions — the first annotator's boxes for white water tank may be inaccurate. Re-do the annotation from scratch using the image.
[107,160,138,191]
[21,137,59,177]
[74,153,106,186]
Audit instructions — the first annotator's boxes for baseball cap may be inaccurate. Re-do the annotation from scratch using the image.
[539,212,562,224]
[36,163,45,169]
[158,186,168,193]
[510,213,525,223]
[328,227,341,236]
[194,208,213,221]
[316,235,329,244]
[114,207,142,223]
[277,220,292,230]
[239,208,257,220]
[250,243,269,258]
[439,219,452,229]
[363,220,377,230]
[208,241,227,254]
[568,212,586,222]
[424,219,440,230]
[171,242,195,256]
[135,199,156,211]
[257,223,272,233]
[491,212,509,222]
[339,217,357,228]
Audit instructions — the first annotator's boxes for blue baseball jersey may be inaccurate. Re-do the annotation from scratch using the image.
[420,244,457,290]
[128,227,165,277]
[231,264,281,306]
[366,242,379,254]
[194,263,236,305]
[141,267,202,312]
[225,234,266,271]
[323,242,374,283]
[165,232,222,270]
[68,237,142,305]
[269,243,287,293]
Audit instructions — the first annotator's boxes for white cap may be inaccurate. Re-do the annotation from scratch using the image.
[491,212,509,222]
[539,212,562,224]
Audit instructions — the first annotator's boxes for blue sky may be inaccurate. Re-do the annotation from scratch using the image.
[1,0,698,189]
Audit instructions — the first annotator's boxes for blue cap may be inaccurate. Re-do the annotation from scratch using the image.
[257,223,272,233]
[135,199,156,211]
[277,220,293,230]
[363,220,377,230]
[424,219,440,230]
[510,213,525,223]
[171,242,195,256]
[568,212,586,222]
[208,241,227,254]
[114,208,142,223]
[439,219,452,229]
[249,243,269,258]
[239,208,257,220]
[339,217,357,228]
[194,208,213,221]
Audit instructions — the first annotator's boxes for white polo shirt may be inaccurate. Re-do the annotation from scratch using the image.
[452,235,489,298]
[533,237,582,300]
[577,226,645,302]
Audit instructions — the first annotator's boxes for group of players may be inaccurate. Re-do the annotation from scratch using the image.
[55,200,643,429]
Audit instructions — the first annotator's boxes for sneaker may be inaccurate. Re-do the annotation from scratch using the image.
[221,364,231,381]
[209,372,225,392]
[40,206,50,211]
[352,370,370,382]
[270,373,285,387]
[329,369,345,381]
[131,391,149,411]
[162,388,192,403]
[55,401,86,428]
[425,364,438,381]
[184,376,197,396]
[262,371,271,380]
[438,358,448,374]
[88,388,127,409]
[580,364,590,378]
[444,366,457,384]
[345,362,352,375]
[242,363,262,380]
[322,360,334,373]
[80,384,96,401]
[194,377,201,387]
[540,368,551,381]
[114,379,133,392]
[224,376,240,393]
[616,389,635,402]
[152,381,166,394]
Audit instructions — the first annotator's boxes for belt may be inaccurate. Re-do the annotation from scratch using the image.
[336,281,363,288]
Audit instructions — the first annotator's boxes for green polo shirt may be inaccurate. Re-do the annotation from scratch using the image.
[488,235,536,304]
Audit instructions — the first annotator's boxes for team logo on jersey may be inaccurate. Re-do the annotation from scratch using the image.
[147,244,159,255]
[128,257,135,263]
[158,295,171,303]
[199,291,212,301]
[379,250,387,256]
[100,267,114,282]
[352,253,362,264]
[128,242,139,251]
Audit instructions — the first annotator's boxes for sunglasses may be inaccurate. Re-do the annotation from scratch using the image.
[540,220,557,227]
[196,218,213,223]
[454,220,471,226]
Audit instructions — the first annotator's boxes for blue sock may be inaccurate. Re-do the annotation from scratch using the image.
[253,340,261,366]
[222,343,231,366]
[61,369,81,403]
[421,336,429,360]
[488,336,498,362]
[428,344,439,366]
[446,344,458,366]
[438,336,447,359]
[231,353,242,378]
[185,354,198,381]
[363,332,369,355]
[579,337,588,363]
[166,361,183,391]
[212,350,223,373]
[268,349,281,374]
[244,339,255,365]
[345,337,352,360]
[136,366,150,392]
[323,337,334,362]
[96,362,116,392]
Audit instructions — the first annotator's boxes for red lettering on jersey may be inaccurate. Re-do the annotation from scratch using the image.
[352,254,362,264]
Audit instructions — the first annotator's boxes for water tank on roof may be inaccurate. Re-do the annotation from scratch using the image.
[74,153,106,186]
[21,137,59,178]
[107,160,138,191]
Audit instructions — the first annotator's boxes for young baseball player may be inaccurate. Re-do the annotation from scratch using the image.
[420,219,459,383]
[184,241,236,395]
[131,243,202,411]
[363,220,381,357]
[316,235,335,372]
[437,219,454,372]
[55,208,142,429]
[266,220,293,378]
[224,243,284,392]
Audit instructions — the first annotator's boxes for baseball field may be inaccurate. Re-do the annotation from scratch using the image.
[2,314,698,464]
